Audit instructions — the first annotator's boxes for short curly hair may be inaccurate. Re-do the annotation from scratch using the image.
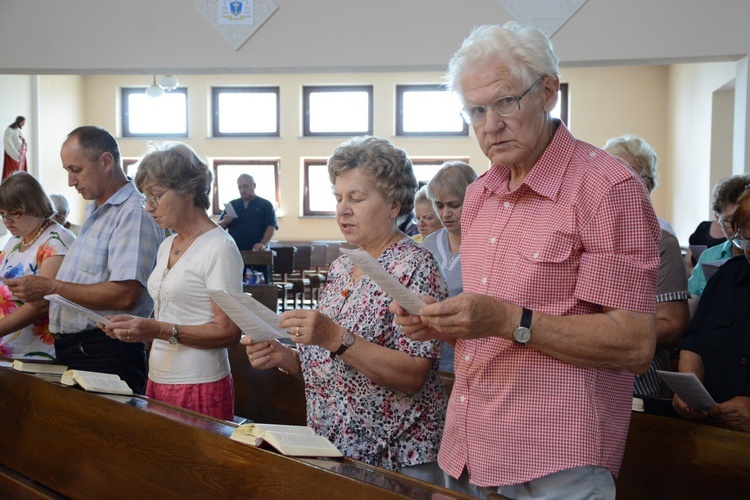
[711,174,750,215]
[327,136,417,219]
[134,142,213,210]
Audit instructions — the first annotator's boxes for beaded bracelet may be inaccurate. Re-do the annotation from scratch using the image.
[278,347,298,375]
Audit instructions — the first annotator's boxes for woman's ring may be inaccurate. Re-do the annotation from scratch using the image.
[295,326,302,337]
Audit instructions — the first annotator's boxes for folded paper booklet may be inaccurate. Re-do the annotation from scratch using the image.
[208,289,289,342]
[12,360,68,375]
[656,370,716,411]
[339,248,426,314]
[44,294,110,326]
[223,202,238,219]
[231,423,343,458]
[60,369,133,396]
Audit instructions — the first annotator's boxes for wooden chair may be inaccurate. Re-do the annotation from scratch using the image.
[270,245,296,311]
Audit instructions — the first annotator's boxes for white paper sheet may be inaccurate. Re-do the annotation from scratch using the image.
[44,294,110,326]
[223,202,238,218]
[208,289,289,342]
[339,248,426,314]
[656,370,717,411]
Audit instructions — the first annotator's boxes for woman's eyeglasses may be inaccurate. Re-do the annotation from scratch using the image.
[731,230,750,250]
[0,211,23,222]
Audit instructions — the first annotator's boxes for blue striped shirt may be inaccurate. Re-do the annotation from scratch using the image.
[51,181,163,333]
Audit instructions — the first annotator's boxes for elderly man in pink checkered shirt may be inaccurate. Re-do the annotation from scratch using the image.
[392,22,659,500]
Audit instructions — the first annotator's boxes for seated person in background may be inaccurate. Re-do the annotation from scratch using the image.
[412,185,442,244]
[422,161,477,372]
[687,174,750,316]
[674,188,750,433]
[0,173,76,359]
[49,193,82,236]
[244,136,448,481]
[685,198,732,275]
[604,135,690,397]
[104,143,242,420]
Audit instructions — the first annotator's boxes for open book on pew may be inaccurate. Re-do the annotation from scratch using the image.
[207,289,289,342]
[60,369,133,396]
[230,423,343,458]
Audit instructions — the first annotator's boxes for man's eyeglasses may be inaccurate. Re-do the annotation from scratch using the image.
[731,230,750,250]
[139,188,171,209]
[461,76,545,126]
[0,211,23,222]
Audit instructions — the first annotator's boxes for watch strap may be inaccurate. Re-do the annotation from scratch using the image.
[520,308,532,328]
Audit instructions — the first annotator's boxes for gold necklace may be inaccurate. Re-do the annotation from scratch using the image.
[20,220,51,248]
[173,219,213,255]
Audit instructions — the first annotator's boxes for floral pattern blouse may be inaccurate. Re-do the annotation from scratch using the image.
[0,224,75,360]
[299,237,448,471]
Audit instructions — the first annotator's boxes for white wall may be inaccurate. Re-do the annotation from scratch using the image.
[669,62,739,242]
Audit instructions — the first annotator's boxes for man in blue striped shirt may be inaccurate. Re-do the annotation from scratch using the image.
[8,126,163,393]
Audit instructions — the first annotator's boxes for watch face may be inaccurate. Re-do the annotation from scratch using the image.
[514,326,531,344]
[342,331,355,347]
[169,336,178,345]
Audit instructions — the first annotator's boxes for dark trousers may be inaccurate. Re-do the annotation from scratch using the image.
[54,329,148,395]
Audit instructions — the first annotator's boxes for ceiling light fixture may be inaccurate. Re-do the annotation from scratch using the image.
[159,75,179,91]
[145,75,164,98]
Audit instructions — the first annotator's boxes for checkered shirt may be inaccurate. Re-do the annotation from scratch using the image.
[437,122,660,487]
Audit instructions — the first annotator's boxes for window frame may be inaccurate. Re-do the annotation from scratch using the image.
[121,87,189,138]
[302,85,374,137]
[302,158,334,217]
[395,84,469,137]
[210,159,281,216]
[211,86,280,138]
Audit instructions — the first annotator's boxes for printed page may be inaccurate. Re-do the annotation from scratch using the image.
[224,202,238,218]
[656,370,717,411]
[44,294,110,326]
[208,289,289,341]
[339,248,426,314]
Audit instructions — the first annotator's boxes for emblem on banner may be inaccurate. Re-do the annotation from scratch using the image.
[219,0,254,25]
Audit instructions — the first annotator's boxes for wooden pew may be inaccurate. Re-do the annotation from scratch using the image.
[617,412,750,499]
[0,367,471,499]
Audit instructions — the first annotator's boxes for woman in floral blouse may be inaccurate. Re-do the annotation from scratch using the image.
[244,136,448,482]
[0,172,75,359]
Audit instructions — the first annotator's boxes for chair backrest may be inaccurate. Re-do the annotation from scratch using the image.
[324,242,342,267]
[270,245,296,276]
[309,244,327,269]
[293,244,313,272]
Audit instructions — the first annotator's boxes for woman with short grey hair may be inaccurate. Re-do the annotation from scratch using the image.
[104,142,243,421]
[244,135,448,482]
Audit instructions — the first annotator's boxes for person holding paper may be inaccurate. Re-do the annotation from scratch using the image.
[0,173,76,359]
[103,143,243,421]
[675,188,750,433]
[243,136,448,481]
[422,161,478,372]
[603,135,690,397]
[6,126,163,394]
[218,174,278,284]
[391,23,659,498]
